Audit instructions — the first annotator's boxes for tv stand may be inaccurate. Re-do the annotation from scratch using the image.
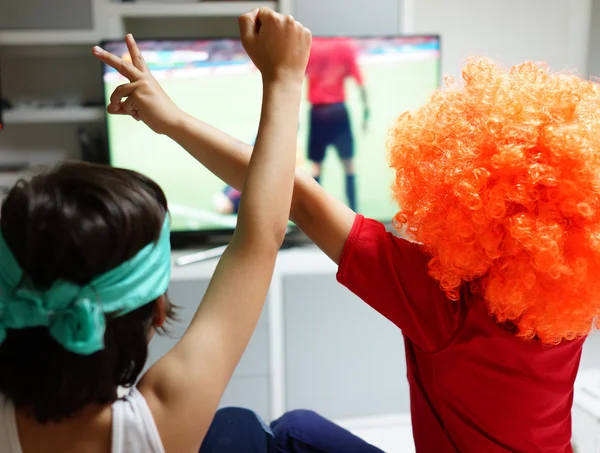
[174,228,311,267]
[174,244,228,267]
[174,243,311,267]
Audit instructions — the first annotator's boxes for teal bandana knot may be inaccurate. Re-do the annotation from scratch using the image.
[0,217,171,355]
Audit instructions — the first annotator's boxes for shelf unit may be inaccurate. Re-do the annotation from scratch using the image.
[111,1,278,19]
[0,2,279,47]
[0,0,105,47]
[0,31,101,47]
[3,107,105,125]
[0,0,279,159]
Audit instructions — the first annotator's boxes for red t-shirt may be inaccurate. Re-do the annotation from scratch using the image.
[337,215,584,453]
[306,38,364,105]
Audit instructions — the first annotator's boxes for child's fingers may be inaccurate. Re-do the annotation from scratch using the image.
[239,9,260,43]
[121,96,139,116]
[125,34,149,73]
[108,104,139,121]
[109,82,138,108]
[92,45,142,81]
[256,6,279,25]
[107,104,128,115]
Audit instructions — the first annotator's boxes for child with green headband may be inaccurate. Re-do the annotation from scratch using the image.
[0,8,311,453]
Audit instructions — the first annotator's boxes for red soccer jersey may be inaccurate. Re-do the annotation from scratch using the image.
[306,37,364,106]
[337,215,583,453]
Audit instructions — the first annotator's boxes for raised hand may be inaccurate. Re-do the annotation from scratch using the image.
[239,7,312,84]
[93,35,184,135]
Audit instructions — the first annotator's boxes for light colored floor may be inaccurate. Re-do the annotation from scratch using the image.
[334,384,600,453]
[335,414,415,453]
[330,366,600,453]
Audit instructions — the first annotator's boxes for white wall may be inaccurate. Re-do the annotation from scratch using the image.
[292,0,400,35]
[408,0,592,80]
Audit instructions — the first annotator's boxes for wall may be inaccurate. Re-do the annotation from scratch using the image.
[409,0,592,80]
[292,0,400,36]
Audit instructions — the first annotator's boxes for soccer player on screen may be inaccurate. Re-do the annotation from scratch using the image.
[305,37,369,212]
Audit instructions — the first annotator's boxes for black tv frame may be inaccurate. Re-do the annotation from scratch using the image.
[99,34,442,249]
[0,62,4,133]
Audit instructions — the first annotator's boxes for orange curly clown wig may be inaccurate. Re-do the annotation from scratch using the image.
[388,57,600,345]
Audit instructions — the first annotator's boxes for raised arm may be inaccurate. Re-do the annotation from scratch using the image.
[95,9,311,453]
[168,112,357,262]
[94,30,356,264]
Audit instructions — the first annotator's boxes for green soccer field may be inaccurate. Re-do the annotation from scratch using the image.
[105,58,439,231]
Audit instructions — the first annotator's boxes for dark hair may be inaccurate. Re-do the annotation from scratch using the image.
[0,162,176,423]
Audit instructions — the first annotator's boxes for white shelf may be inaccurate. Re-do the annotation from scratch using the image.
[3,107,105,125]
[0,30,100,47]
[0,2,278,46]
[112,1,277,18]
[170,246,333,282]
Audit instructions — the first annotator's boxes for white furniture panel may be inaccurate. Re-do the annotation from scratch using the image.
[220,376,271,420]
[587,0,600,77]
[164,247,409,422]
[0,0,93,31]
[573,369,600,453]
[282,274,408,420]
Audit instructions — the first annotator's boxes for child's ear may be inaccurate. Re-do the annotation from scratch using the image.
[153,295,167,328]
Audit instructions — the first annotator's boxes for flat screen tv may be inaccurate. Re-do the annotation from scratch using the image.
[101,35,441,246]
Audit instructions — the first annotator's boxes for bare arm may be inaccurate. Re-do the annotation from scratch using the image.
[96,10,312,453]
[142,80,303,453]
[167,114,357,263]
[96,35,356,265]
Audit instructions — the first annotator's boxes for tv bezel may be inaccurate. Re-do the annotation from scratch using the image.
[0,62,4,133]
[99,34,442,248]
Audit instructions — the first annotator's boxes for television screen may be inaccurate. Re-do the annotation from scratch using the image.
[102,35,441,236]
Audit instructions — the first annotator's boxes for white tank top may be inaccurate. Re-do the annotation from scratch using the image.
[0,388,165,453]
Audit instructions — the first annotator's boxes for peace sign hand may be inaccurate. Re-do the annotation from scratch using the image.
[93,34,184,135]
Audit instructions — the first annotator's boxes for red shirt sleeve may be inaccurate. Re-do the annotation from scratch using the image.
[337,216,466,352]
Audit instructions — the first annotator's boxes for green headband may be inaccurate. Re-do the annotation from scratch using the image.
[0,217,171,355]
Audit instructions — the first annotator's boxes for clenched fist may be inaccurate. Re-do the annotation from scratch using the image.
[239,8,312,84]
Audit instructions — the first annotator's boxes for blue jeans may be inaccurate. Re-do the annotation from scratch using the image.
[199,407,386,453]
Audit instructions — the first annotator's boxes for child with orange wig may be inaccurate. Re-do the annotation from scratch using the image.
[98,26,599,451]
[389,57,600,347]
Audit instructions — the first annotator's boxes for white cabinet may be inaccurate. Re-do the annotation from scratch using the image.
[573,370,600,453]
[0,0,278,161]
[148,247,408,422]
